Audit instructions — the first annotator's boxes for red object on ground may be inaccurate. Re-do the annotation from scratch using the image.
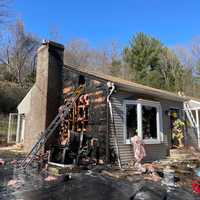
[192,180,200,194]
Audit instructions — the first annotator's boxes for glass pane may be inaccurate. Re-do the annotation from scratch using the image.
[142,106,157,139]
[126,104,137,139]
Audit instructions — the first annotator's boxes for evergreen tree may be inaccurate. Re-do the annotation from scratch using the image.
[123,32,163,85]
[123,32,185,92]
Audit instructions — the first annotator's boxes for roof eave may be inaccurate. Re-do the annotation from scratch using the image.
[116,84,187,102]
[64,64,188,102]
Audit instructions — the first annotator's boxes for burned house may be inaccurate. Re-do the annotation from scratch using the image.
[16,41,200,167]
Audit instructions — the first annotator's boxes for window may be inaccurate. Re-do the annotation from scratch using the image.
[142,105,157,139]
[126,104,137,139]
[124,100,163,144]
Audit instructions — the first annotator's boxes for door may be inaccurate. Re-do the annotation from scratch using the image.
[16,114,25,143]
[7,113,18,143]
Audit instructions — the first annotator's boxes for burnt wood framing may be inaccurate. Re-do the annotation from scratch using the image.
[62,66,111,163]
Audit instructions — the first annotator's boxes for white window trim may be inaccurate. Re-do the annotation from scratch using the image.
[123,99,163,145]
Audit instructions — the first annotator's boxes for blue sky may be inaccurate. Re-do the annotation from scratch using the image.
[12,0,200,48]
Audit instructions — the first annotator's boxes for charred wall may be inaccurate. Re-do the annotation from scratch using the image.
[62,68,108,161]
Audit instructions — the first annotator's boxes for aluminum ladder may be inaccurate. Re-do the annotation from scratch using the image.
[184,101,200,148]
[184,102,197,128]
[20,85,85,169]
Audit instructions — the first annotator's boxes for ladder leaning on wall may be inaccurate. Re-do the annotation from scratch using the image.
[20,85,85,169]
[184,102,200,148]
[184,102,197,127]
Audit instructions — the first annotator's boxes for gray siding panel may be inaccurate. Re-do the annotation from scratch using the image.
[109,91,183,165]
[109,92,133,165]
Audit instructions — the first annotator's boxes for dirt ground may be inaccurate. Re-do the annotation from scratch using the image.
[0,148,200,200]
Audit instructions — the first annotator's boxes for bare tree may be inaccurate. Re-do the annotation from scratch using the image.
[159,48,185,92]
[0,20,40,85]
[190,37,200,77]
[64,39,126,77]
[173,38,200,97]
[173,46,193,69]
[64,39,113,74]
[64,39,91,67]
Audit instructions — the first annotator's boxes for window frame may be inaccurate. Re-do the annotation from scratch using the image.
[123,99,163,144]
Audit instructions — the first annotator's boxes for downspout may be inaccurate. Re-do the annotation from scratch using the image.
[195,109,200,148]
[107,82,122,169]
